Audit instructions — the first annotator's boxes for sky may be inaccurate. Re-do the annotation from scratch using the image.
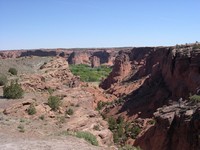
[0,0,200,50]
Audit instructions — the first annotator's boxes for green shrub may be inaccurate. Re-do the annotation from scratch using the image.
[47,87,54,95]
[93,125,100,131]
[76,131,98,146]
[8,68,17,75]
[130,126,141,139]
[27,103,36,115]
[3,81,24,99]
[108,117,117,131]
[0,75,8,86]
[18,124,25,133]
[48,96,61,111]
[189,94,200,103]
[113,132,119,143]
[117,116,124,124]
[96,101,106,110]
[65,108,74,115]
[119,145,142,150]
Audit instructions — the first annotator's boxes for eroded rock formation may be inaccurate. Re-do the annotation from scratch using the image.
[101,45,200,115]
[135,101,200,150]
[21,57,81,91]
[100,44,200,149]
[0,48,131,67]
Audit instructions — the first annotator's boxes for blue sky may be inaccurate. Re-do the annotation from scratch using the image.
[0,0,200,50]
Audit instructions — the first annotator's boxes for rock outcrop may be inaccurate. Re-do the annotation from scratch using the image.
[21,57,81,91]
[101,45,200,116]
[135,101,200,150]
[100,44,200,149]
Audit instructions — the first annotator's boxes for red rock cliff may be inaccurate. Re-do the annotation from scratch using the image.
[101,45,200,111]
[0,47,131,67]
[100,44,200,150]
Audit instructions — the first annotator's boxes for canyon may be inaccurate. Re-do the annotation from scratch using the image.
[0,43,200,150]
[0,47,132,67]
[100,44,200,150]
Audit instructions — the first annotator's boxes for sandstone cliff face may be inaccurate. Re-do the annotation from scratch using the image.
[135,101,200,150]
[101,46,200,114]
[0,48,131,67]
[67,49,124,67]
[100,45,200,149]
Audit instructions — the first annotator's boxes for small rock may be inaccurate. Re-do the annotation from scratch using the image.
[185,110,193,117]
[49,112,55,118]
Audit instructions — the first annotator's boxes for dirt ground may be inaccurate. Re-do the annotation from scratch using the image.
[0,57,115,150]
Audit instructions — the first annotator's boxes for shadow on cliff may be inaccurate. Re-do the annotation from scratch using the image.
[117,73,171,118]
[20,50,57,57]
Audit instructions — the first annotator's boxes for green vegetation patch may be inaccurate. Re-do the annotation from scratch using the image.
[107,116,142,146]
[76,131,98,146]
[58,130,98,146]
[119,145,142,150]
[189,94,200,103]
[65,108,74,115]
[8,67,18,75]
[27,103,37,115]
[3,81,24,99]
[0,74,8,86]
[48,96,61,111]
[69,64,112,82]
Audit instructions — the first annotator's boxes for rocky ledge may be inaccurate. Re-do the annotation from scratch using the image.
[135,101,200,150]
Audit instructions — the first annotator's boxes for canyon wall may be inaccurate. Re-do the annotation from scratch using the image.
[0,48,131,67]
[101,45,200,115]
[100,45,200,149]
[135,102,200,150]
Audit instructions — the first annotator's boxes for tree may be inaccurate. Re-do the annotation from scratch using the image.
[3,81,24,99]
[0,75,8,86]
[8,68,18,75]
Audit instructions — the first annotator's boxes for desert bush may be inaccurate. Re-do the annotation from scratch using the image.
[8,67,17,75]
[48,96,61,111]
[76,131,98,146]
[93,125,100,131]
[96,101,106,110]
[113,132,119,143]
[65,108,74,115]
[18,124,25,133]
[130,126,141,139]
[106,115,142,145]
[47,87,54,95]
[3,81,24,99]
[189,94,200,103]
[27,103,36,115]
[119,145,142,150]
[0,75,8,86]
[108,117,117,130]
[117,116,124,124]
